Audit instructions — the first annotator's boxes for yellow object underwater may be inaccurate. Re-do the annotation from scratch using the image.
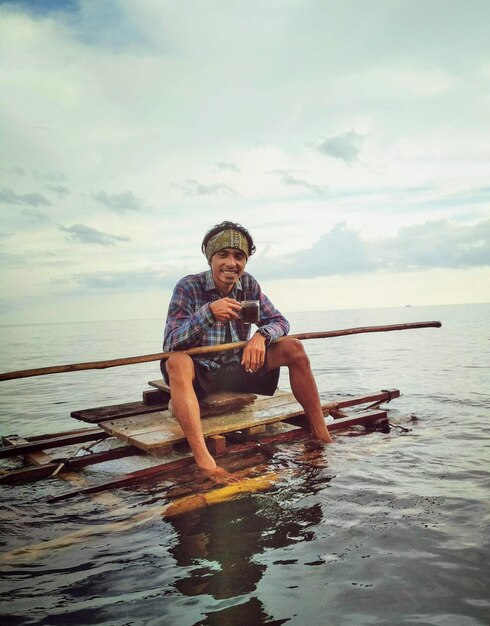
[164,472,279,518]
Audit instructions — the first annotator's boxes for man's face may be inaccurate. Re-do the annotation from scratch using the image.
[210,247,247,294]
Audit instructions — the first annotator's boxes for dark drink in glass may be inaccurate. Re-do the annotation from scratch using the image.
[240,300,260,324]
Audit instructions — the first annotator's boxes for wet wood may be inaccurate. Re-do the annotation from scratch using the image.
[0,429,109,459]
[71,399,169,424]
[97,389,397,455]
[3,436,87,489]
[207,434,227,455]
[2,389,396,495]
[329,409,388,430]
[46,405,391,503]
[149,380,258,416]
[2,436,53,466]
[0,321,442,381]
[48,455,197,502]
[99,393,305,453]
[142,389,170,406]
[164,473,279,518]
[0,445,143,485]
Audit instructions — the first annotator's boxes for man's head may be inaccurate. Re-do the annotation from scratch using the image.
[201,221,256,263]
[202,221,256,294]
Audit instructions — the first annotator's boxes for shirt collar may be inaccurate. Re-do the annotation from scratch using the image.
[204,269,243,295]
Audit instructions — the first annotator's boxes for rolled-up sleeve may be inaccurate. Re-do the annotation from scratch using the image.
[253,282,290,342]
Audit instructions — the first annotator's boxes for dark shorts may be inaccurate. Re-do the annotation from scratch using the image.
[160,359,280,399]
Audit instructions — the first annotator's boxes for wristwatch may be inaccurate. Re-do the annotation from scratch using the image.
[256,327,272,346]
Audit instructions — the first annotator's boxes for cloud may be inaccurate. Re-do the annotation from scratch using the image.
[0,187,51,207]
[60,223,130,246]
[21,208,51,224]
[316,131,365,164]
[269,170,324,195]
[381,219,490,270]
[68,268,179,291]
[257,219,490,279]
[178,179,238,198]
[46,185,70,196]
[6,166,27,176]
[92,190,145,213]
[216,161,241,173]
[32,170,66,182]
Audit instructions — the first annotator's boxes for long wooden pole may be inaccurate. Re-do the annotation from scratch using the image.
[0,321,441,382]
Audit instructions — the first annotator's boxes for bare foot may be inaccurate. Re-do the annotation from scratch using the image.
[311,431,335,445]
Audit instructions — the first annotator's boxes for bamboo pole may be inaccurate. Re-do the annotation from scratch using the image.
[0,320,441,382]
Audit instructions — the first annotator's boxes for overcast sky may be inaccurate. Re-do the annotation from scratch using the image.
[1,0,489,325]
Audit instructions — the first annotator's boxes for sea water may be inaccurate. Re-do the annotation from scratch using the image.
[0,303,488,625]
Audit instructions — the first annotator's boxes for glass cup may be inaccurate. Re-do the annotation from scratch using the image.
[240,300,260,324]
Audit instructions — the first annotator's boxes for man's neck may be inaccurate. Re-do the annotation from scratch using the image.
[215,281,234,297]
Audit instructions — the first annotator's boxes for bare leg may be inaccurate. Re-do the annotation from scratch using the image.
[165,353,217,471]
[265,338,334,443]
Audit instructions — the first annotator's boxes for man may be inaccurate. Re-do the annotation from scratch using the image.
[162,221,333,476]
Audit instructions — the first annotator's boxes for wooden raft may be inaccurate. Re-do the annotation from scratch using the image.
[92,382,397,456]
[1,388,400,499]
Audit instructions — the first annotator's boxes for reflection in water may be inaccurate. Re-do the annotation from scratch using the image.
[167,461,325,624]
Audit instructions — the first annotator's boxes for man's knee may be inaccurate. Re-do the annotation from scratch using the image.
[279,337,310,367]
[166,352,195,382]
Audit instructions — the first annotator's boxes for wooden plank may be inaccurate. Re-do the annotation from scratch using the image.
[71,399,169,424]
[3,437,122,507]
[0,445,143,484]
[3,435,54,466]
[332,389,400,410]
[0,430,109,459]
[25,427,103,441]
[200,391,257,415]
[206,434,227,455]
[98,390,398,454]
[288,409,388,431]
[48,455,197,502]
[100,393,301,452]
[142,389,170,405]
[149,380,258,415]
[148,379,171,392]
[330,409,388,430]
[242,425,267,436]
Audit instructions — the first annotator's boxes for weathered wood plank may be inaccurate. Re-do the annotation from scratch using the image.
[100,393,301,452]
[0,430,109,459]
[207,434,227,455]
[142,389,169,405]
[98,390,398,454]
[200,391,257,415]
[149,380,258,415]
[148,379,171,392]
[0,445,143,484]
[71,399,169,424]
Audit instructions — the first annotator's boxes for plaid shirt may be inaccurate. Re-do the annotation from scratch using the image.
[163,269,290,370]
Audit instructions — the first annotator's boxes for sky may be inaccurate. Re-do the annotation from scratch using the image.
[1,0,489,325]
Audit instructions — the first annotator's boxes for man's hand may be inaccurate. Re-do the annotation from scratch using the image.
[242,332,266,373]
[210,297,242,321]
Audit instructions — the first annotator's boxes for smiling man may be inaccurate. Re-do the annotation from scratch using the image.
[161,221,333,477]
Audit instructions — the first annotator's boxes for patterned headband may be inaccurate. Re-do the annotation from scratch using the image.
[204,229,249,262]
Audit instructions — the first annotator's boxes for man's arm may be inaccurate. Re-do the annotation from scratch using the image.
[163,279,215,351]
[241,279,290,371]
[255,290,290,344]
[164,279,242,351]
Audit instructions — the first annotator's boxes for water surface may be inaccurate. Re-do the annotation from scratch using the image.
[0,304,488,625]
